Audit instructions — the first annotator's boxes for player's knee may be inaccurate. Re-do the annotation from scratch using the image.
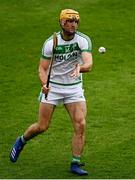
[75,118,86,135]
[34,125,43,133]
[37,123,49,133]
[79,121,86,133]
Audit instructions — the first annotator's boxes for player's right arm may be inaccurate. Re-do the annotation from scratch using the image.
[39,37,53,94]
[38,59,50,94]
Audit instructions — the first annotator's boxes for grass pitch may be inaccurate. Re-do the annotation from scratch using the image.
[0,0,135,178]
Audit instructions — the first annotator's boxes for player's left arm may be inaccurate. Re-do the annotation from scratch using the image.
[70,52,93,78]
[79,51,93,72]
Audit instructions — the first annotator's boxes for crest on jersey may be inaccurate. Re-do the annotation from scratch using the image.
[65,45,70,53]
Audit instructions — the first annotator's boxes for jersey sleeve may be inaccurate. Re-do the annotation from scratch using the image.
[79,35,92,52]
[41,38,53,60]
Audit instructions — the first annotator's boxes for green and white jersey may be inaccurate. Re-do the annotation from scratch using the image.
[41,31,92,88]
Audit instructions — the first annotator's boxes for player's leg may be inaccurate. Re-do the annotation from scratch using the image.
[65,101,87,157]
[10,103,55,162]
[65,101,88,175]
[23,103,55,140]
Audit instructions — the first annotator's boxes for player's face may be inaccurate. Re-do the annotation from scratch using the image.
[62,19,79,35]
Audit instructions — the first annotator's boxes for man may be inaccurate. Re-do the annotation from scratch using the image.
[10,9,93,176]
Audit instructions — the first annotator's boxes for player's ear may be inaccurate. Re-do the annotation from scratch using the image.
[60,20,66,27]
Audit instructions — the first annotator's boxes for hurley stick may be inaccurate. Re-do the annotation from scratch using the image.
[45,32,58,99]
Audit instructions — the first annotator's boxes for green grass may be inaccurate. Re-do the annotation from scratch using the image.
[0,0,135,178]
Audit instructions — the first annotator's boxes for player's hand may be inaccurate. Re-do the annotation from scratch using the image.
[70,64,80,78]
[42,84,50,95]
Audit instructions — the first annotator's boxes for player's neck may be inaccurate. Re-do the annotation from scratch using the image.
[61,30,75,41]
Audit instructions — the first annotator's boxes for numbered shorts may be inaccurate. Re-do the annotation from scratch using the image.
[39,85,86,105]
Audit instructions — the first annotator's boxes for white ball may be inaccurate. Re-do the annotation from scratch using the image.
[98,47,106,53]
